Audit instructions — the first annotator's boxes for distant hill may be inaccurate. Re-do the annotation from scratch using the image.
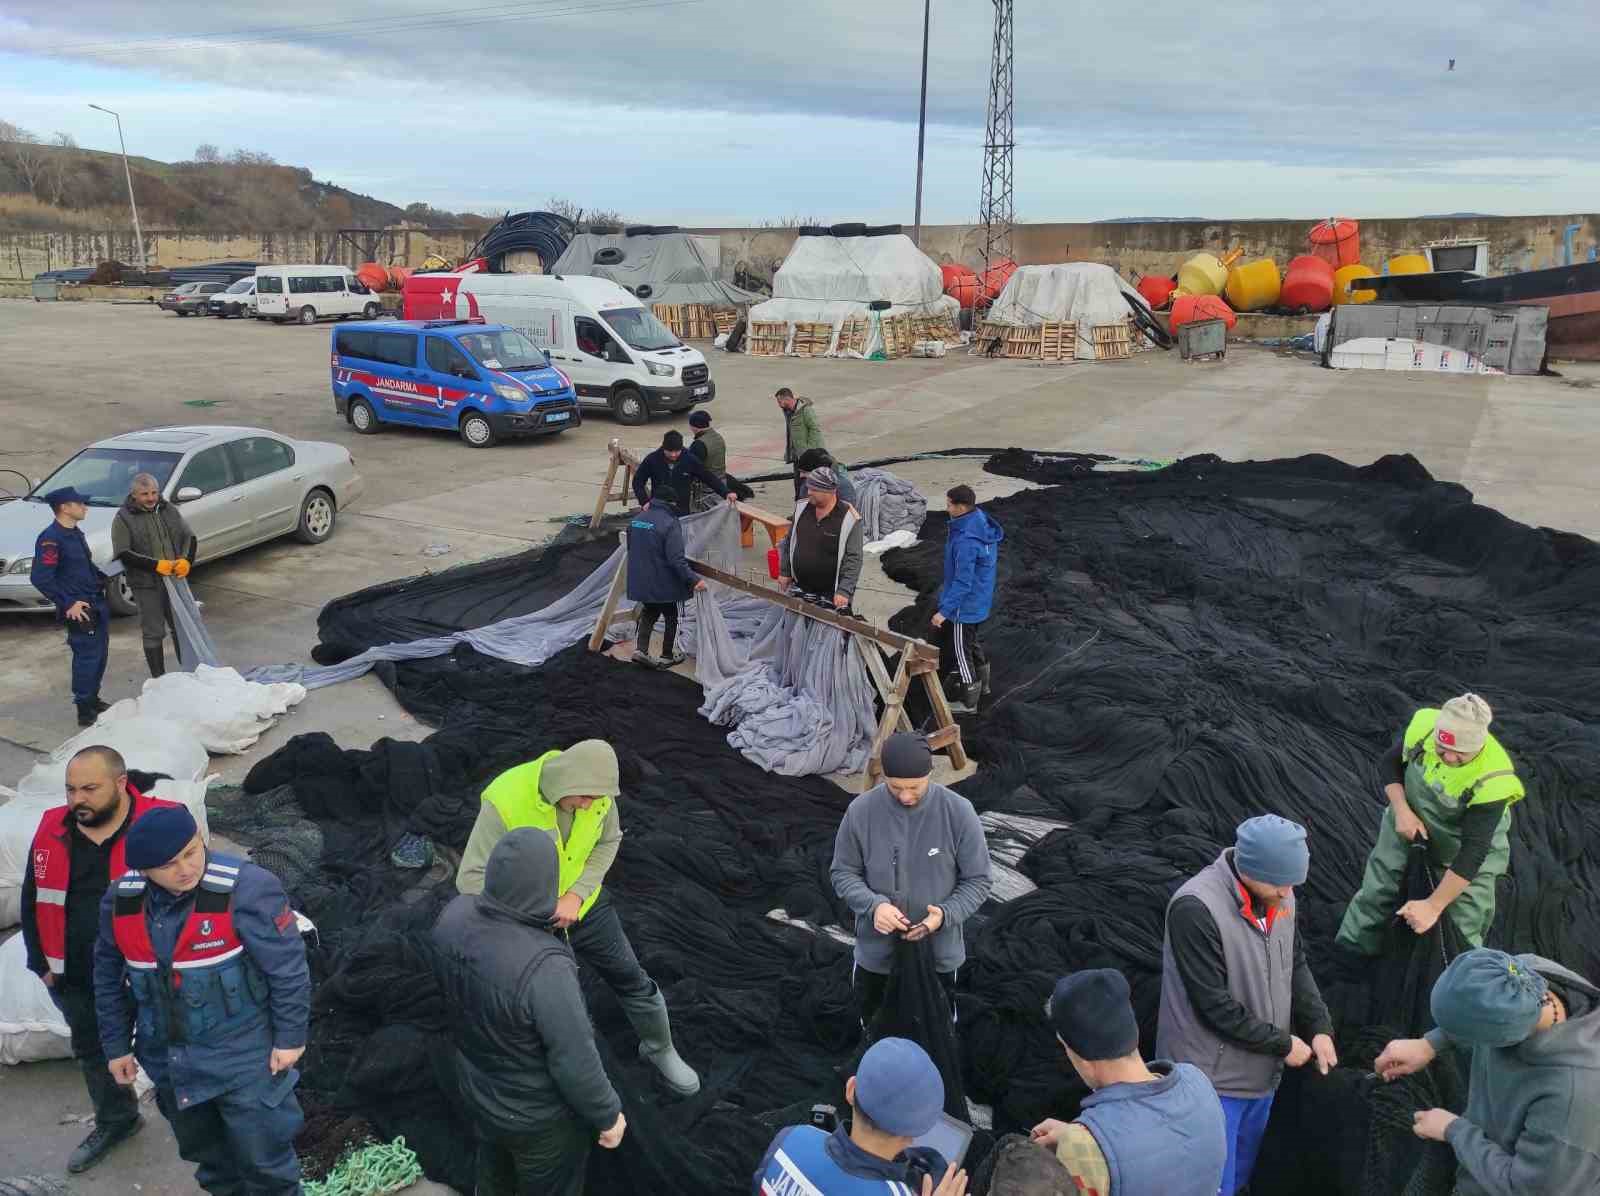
[0,136,488,233]
[1096,216,1213,224]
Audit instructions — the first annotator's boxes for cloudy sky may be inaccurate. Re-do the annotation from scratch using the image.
[2,0,1597,223]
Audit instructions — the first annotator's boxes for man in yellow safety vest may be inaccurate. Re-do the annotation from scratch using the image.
[456,739,700,1095]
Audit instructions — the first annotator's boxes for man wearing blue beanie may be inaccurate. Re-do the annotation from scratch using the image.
[92,805,312,1195]
[1376,948,1600,1196]
[1156,815,1337,1195]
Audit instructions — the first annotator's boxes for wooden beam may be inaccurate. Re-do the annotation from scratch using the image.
[586,535,630,652]
[919,670,969,769]
[856,638,911,732]
[863,653,914,787]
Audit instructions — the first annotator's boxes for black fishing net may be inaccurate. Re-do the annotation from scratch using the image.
[233,449,1600,1196]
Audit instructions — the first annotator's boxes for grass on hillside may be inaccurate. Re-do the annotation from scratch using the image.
[0,193,121,231]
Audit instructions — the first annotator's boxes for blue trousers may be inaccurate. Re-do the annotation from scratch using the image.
[1218,1093,1274,1195]
[66,601,110,704]
[155,1069,304,1195]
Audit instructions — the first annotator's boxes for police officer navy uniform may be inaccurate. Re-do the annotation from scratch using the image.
[93,806,311,1195]
[29,486,113,726]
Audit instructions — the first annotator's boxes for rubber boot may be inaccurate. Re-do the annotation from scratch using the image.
[978,661,992,697]
[76,703,99,727]
[630,990,701,1096]
[143,642,166,679]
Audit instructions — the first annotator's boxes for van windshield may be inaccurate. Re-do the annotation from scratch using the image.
[601,306,680,352]
[457,329,550,372]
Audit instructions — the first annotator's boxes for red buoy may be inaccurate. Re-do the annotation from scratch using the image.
[1281,255,1335,312]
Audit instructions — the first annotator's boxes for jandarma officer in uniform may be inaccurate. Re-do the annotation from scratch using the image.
[93,806,311,1196]
[1337,694,1525,954]
[29,486,112,726]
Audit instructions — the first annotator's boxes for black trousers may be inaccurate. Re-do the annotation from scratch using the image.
[636,602,680,657]
[475,1112,592,1196]
[853,965,957,1029]
[155,1069,304,1195]
[937,619,987,693]
[48,979,139,1132]
[565,893,659,1015]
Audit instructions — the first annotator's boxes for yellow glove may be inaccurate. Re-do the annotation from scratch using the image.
[174,559,191,579]
[155,559,175,576]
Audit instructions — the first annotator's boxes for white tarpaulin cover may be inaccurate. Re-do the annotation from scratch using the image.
[109,665,307,755]
[986,263,1148,360]
[748,234,959,357]
[551,233,762,309]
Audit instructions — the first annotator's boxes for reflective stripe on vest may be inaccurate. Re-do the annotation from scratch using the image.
[481,750,611,920]
[112,860,243,974]
[28,788,176,975]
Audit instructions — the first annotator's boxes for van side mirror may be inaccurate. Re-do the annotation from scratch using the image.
[604,343,627,363]
[175,486,203,502]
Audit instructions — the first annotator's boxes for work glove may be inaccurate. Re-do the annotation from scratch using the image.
[174,559,191,579]
[155,559,175,576]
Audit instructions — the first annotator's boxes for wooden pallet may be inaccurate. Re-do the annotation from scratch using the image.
[686,305,719,340]
[1090,321,1133,361]
[748,321,789,357]
[881,313,916,359]
[791,322,833,357]
[973,320,1010,355]
[652,303,682,336]
[1039,321,1077,363]
[1004,325,1043,359]
[712,308,739,336]
[836,317,869,355]
[910,312,958,344]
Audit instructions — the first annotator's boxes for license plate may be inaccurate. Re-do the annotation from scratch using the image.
[693,386,709,396]
[545,411,571,423]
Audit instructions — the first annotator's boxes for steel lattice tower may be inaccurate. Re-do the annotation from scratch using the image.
[978,0,1014,307]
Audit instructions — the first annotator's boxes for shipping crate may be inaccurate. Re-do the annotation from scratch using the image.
[1039,321,1077,363]
[791,322,834,357]
[748,321,790,357]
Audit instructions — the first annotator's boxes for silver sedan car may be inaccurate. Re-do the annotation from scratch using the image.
[0,426,364,616]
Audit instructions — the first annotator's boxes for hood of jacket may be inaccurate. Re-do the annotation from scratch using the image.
[1524,955,1600,1064]
[950,507,1004,548]
[479,827,560,928]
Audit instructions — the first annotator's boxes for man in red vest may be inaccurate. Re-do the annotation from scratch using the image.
[20,745,172,1173]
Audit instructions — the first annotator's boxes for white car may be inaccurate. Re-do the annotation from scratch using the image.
[0,426,364,616]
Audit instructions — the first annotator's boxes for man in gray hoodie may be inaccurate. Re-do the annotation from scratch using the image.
[432,828,626,1196]
[1376,948,1600,1196]
[830,733,992,1029]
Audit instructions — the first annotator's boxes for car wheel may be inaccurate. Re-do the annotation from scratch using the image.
[348,397,379,433]
[106,574,139,617]
[177,309,190,317]
[298,306,317,325]
[611,386,648,425]
[295,488,337,544]
[459,410,497,447]
[363,302,381,319]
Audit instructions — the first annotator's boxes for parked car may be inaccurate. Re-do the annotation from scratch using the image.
[209,277,257,318]
[159,281,228,316]
[256,265,383,324]
[331,319,579,447]
[0,426,364,616]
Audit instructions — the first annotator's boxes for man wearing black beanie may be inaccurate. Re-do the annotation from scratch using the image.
[1031,969,1226,1196]
[631,428,734,516]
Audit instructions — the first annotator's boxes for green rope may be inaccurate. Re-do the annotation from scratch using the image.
[302,1137,423,1196]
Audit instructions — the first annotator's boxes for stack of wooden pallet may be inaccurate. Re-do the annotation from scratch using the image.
[974,320,1010,354]
[911,312,960,343]
[881,314,916,359]
[712,308,739,336]
[791,323,834,357]
[651,303,723,339]
[1089,320,1134,361]
[836,317,869,355]
[747,322,789,357]
[1039,321,1077,363]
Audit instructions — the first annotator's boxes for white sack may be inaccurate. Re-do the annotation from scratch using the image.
[108,665,306,754]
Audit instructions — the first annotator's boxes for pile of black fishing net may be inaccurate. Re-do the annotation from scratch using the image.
[229,449,1600,1196]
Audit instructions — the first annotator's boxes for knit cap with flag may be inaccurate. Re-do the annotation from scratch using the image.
[1435,693,1493,755]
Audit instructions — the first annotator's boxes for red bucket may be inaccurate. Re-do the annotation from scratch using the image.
[767,547,781,580]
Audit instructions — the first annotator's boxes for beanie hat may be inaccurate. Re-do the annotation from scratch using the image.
[1430,948,1548,1047]
[796,448,833,471]
[853,1037,944,1136]
[688,410,711,428]
[125,805,199,869]
[1435,693,1492,756]
[1234,815,1310,886]
[539,740,620,805]
[662,430,685,451]
[1048,969,1140,1061]
[880,733,932,779]
[805,466,838,494]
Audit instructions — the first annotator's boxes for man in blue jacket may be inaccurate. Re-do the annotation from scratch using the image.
[29,486,112,726]
[94,806,311,1196]
[626,497,705,666]
[930,485,1003,711]
[633,429,735,516]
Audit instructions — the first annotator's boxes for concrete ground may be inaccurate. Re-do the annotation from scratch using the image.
[1,299,1598,1190]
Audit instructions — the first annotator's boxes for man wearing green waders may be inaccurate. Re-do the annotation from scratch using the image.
[1338,694,1524,954]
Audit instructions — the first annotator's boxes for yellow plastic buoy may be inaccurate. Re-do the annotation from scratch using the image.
[1224,258,1281,312]
[1177,253,1227,297]
[1333,263,1377,305]
[1388,253,1429,276]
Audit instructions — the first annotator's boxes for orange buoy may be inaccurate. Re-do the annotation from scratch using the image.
[356,262,390,293]
[1169,293,1237,335]
[387,265,413,291]
[941,262,981,309]
[1308,218,1361,268]
[1281,255,1335,312]
[979,258,1017,301]
[1137,274,1178,310]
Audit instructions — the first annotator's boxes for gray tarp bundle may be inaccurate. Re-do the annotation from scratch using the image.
[850,468,928,542]
[551,233,763,309]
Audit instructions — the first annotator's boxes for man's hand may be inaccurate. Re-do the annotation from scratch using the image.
[1392,797,1428,842]
[921,1163,969,1196]
[931,612,946,629]
[1412,1108,1458,1142]
[108,1054,139,1085]
[1311,1033,1338,1075]
[872,902,912,935]
[905,905,945,942]
[1398,900,1441,935]
[1375,1037,1436,1081]
[155,559,175,576]
[598,1113,627,1149]
[270,1046,304,1074]
[1029,1118,1069,1149]
[65,599,90,622]
[832,592,849,610]
[777,575,791,593]
[41,972,55,988]
[1285,1035,1313,1067]
[693,579,707,592]
[174,558,192,579]
[552,892,584,929]
[725,493,738,506]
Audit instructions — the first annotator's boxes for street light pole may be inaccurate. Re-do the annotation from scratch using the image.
[912,0,931,247]
[88,104,146,272]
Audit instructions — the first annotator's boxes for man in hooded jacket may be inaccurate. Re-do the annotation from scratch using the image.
[930,485,1003,710]
[433,828,627,1196]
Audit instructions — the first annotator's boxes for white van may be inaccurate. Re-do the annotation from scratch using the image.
[256,265,384,325]
[403,272,713,424]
